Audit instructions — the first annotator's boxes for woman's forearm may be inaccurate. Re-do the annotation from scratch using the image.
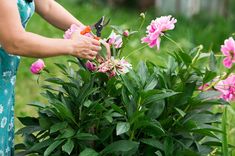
[35,0,84,31]
[4,31,75,58]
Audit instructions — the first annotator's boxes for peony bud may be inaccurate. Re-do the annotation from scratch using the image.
[30,59,45,74]
[85,60,97,71]
[123,30,129,37]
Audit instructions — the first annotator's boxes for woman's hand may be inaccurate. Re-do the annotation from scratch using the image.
[70,31,101,60]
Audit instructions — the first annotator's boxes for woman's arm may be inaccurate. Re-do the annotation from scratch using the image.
[0,0,100,59]
[35,0,84,31]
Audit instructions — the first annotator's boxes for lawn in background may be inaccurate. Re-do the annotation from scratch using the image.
[15,0,235,154]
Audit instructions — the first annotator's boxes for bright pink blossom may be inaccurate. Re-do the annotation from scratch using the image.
[123,30,129,37]
[30,59,45,74]
[108,31,123,48]
[141,15,177,50]
[221,37,235,68]
[215,74,235,101]
[85,61,97,71]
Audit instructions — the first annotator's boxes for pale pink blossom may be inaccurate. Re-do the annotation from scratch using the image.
[98,60,113,73]
[108,31,123,48]
[215,74,235,101]
[97,57,132,77]
[221,37,235,68]
[142,15,177,50]
[116,58,132,75]
[30,59,45,74]
[64,24,92,39]
[85,61,97,71]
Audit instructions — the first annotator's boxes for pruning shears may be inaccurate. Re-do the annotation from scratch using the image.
[80,16,110,38]
[77,16,110,69]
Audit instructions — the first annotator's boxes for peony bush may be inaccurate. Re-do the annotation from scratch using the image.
[15,14,235,156]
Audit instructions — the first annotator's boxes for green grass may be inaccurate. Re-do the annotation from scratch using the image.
[15,0,235,154]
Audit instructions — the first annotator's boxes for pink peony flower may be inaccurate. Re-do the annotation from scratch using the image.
[85,60,97,71]
[141,15,177,50]
[30,59,45,74]
[123,30,129,37]
[221,37,235,68]
[64,24,93,39]
[108,31,123,49]
[215,74,235,101]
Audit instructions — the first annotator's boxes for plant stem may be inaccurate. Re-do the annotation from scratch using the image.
[222,106,229,156]
[205,72,229,91]
[138,16,146,31]
[191,45,203,65]
[172,104,190,127]
[163,34,185,53]
[125,44,148,59]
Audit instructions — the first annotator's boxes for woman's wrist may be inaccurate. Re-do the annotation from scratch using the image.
[64,39,77,56]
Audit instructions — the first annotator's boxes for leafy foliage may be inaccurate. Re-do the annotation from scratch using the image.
[16,48,230,155]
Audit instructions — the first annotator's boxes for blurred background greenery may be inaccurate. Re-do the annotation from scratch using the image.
[15,0,235,154]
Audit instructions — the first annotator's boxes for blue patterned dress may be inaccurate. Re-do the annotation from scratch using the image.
[0,0,35,155]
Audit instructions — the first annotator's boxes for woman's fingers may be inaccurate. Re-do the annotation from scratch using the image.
[91,39,101,46]
[91,45,101,52]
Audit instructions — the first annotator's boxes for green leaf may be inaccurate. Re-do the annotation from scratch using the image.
[62,139,74,155]
[155,151,163,156]
[54,63,68,74]
[141,139,164,150]
[75,133,99,141]
[28,139,53,152]
[60,128,75,138]
[142,90,179,105]
[222,106,229,156]
[164,137,173,156]
[147,100,165,119]
[17,117,39,126]
[203,69,217,84]
[178,51,192,67]
[116,122,130,135]
[196,90,221,101]
[121,75,137,96]
[45,77,65,85]
[79,148,99,156]
[138,61,148,85]
[101,140,139,154]
[27,102,46,108]
[174,107,186,117]
[52,102,76,125]
[16,126,42,135]
[111,104,125,115]
[50,122,68,133]
[44,140,64,156]
[133,119,165,136]
[39,117,51,129]
[144,74,158,91]
[209,51,217,71]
